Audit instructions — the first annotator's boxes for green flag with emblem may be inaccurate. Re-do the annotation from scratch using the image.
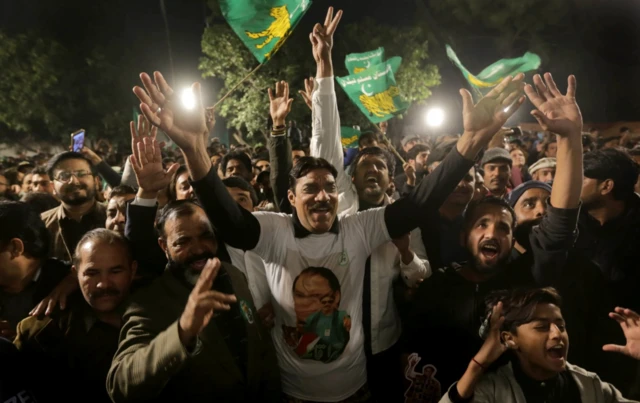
[340,126,361,149]
[219,0,312,63]
[446,44,541,89]
[345,47,385,75]
[337,59,410,124]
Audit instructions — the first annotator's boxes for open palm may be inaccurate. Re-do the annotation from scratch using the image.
[525,73,582,137]
[461,74,525,142]
[130,121,179,193]
[269,81,294,125]
[604,307,640,360]
[133,71,207,151]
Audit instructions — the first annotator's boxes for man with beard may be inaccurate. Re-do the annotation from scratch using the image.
[41,152,106,261]
[127,4,527,399]
[221,151,254,183]
[15,229,136,403]
[108,200,281,402]
[402,73,585,403]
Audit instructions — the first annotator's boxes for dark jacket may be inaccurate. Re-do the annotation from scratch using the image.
[0,258,70,329]
[267,134,292,214]
[401,202,581,403]
[14,293,118,403]
[107,262,281,403]
[574,194,640,311]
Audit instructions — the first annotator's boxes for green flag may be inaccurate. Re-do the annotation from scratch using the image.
[446,45,541,88]
[345,47,385,75]
[337,60,410,124]
[220,0,312,63]
[340,126,361,149]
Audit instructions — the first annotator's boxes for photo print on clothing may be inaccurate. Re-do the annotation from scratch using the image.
[282,266,351,363]
[404,353,442,403]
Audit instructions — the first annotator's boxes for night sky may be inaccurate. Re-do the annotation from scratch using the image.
[2,0,640,136]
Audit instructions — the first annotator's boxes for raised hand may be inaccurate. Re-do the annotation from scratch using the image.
[269,81,294,127]
[298,76,314,111]
[133,71,207,152]
[460,74,526,143]
[178,259,237,348]
[130,121,179,195]
[474,302,508,368]
[130,115,161,166]
[524,73,582,137]
[603,307,640,360]
[80,146,103,165]
[310,7,343,77]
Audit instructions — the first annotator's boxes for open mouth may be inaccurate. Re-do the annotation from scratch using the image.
[365,176,379,185]
[479,240,500,260]
[546,344,566,361]
[190,259,208,271]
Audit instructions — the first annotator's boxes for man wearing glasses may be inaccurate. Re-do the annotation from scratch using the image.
[41,152,106,261]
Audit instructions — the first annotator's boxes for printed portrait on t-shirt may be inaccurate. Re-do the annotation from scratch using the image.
[404,353,442,403]
[282,266,351,363]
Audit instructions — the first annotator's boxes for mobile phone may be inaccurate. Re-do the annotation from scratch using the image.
[71,129,85,152]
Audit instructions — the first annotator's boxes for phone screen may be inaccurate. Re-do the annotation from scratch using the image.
[72,131,85,152]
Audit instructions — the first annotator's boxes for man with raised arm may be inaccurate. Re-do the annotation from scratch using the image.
[128,9,525,401]
[304,11,430,400]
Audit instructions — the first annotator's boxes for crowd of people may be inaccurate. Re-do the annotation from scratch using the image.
[1,7,640,403]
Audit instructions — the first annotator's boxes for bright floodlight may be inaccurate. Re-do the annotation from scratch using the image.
[425,108,445,127]
[181,88,196,110]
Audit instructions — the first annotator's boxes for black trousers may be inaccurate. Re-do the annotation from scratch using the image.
[367,341,405,403]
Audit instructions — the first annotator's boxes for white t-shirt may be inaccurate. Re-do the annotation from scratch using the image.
[252,208,391,402]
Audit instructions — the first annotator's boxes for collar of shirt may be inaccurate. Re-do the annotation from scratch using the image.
[512,358,564,400]
[581,195,640,232]
[357,194,390,212]
[58,201,100,222]
[291,209,340,238]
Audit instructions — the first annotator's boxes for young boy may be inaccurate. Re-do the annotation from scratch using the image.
[442,287,640,402]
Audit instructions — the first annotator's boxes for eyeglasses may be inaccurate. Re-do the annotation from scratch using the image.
[54,170,92,183]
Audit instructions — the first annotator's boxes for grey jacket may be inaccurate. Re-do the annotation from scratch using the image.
[439,362,638,403]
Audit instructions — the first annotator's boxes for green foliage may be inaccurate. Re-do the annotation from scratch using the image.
[0,31,129,144]
[200,1,440,136]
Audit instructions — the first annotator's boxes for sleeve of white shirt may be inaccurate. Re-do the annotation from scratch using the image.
[396,251,432,288]
[349,207,391,254]
[251,212,291,264]
[310,77,358,216]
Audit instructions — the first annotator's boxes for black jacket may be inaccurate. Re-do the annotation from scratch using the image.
[574,194,640,311]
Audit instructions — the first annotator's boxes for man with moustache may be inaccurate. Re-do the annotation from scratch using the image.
[14,229,136,403]
[481,147,513,198]
[402,73,585,403]
[41,152,106,261]
[108,200,281,402]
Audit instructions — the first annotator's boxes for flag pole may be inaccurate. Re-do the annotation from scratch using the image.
[211,63,264,110]
[379,125,406,165]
